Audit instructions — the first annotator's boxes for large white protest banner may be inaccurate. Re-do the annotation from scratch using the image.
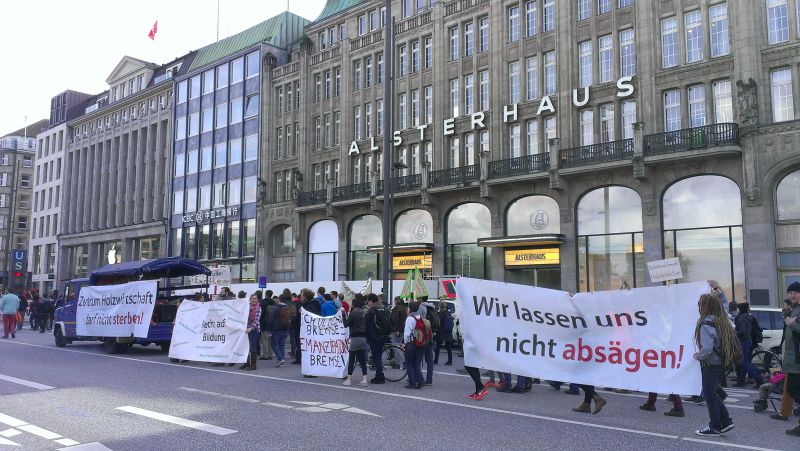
[76,281,158,338]
[456,278,708,395]
[168,299,249,363]
[300,308,349,378]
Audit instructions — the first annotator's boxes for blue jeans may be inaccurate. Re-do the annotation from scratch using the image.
[248,329,260,354]
[271,330,289,362]
[405,344,424,386]
[423,343,434,384]
[736,340,763,385]
[369,340,384,378]
[701,365,731,431]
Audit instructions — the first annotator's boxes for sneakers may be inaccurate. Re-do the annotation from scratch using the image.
[664,408,685,417]
[695,426,721,437]
[342,379,352,386]
[484,381,496,389]
[276,360,285,367]
[468,389,489,400]
[691,396,706,405]
[720,422,735,434]
[639,403,656,412]
[770,413,789,421]
[358,379,369,387]
[787,425,800,437]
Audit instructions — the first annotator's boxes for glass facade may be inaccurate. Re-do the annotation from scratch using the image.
[348,215,382,280]
[446,203,490,278]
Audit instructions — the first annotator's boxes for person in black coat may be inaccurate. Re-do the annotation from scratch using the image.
[292,288,321,365]
[434,300,454,365]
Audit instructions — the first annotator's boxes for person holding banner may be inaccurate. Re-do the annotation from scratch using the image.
[240,294,261,371]
[342,294,369,387]
[693,293,738,437]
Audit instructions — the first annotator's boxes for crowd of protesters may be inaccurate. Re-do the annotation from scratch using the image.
[1,288,57,338]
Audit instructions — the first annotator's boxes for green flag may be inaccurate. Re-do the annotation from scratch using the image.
[400,270,413,299]
[413,267,429,298]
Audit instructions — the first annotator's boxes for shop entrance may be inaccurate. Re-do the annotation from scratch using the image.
[506,267,561,290]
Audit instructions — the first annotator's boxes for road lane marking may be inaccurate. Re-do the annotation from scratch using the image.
[58,443,114,451]
[17,424,62,439]
[177,387,261,403]
[55,438,81,446]
[0,374,55,390]
[264,402,294,409]
[6,341,776,448]
[116,406,237,436]
[0,413,26,427]
[0,436,21,446]
[0,428,21,437]
[680,437,781,451]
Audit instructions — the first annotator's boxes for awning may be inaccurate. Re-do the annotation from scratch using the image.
[366,243,435,254]
[477,234,566,248]
[90,257,211,284]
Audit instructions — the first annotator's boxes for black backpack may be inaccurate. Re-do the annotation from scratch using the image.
[750,315,763,344]
[704,320,743,370]
[426,306,441,333]
[373,307,391,337]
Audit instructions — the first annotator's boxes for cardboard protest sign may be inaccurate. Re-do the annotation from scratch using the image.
[76,281,157,338]
[300,308,349,378]
[168,299,249,363]
[456,278,707,395]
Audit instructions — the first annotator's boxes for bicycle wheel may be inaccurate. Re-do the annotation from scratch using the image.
[381,344,407,382]
[751,350,782,376]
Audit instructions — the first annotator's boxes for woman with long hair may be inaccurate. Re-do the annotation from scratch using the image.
[240,294,261,371]
[693,293,738,436]
[343,293,369,387]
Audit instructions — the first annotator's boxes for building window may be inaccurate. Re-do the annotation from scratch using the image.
[479,71,490,110]
[710,3,730,57]
[685,11,704,63]
[20,174,31,188]
[508,6,520,42]
[777,169,800,220]
[425,86,433,124]
[189,75,201,99]
[230,97,243,124]
[600,104,614,142]
[464,75,474,115]
[661,18,678,68]
[478,16,490,52]
[334,112,341,145]
[619,29,636,76]
[399,93,408,129]
[526,119,538,155]
[449,27,459,60]
[449,136,460,167]
[315,116,322,149]
[772,68,795,122]
[245,52,259,78]
[348,215,382,281]
[464,23,474,57]
[544,51,556,95]
[411,90,420,127]
[622,100,636,139]
[545,116,557,141]
[525,2,537,36]
[450,79,460,117]
[411,41,420,73]
[173,190,184,214]
[200,146,212,171]
[353,62,362,90]
[688,85,707,127]
[619,0,633,6]
[215,103,227,129]
[578,0,591,20]
[579,41,592,88]
[243,176,257,203]
[335,67,342,95]
[377,100,384,135]
[399,44,408,77]
[598,0,611,15]
[599,35,614,83]
[664,89,682,131]
[228,178,241,205]
[767,0,789,45]
[424,36,433,68]
[713,80,733,123]
[509,124,521,158]
[354,106,362,140]
[217,141,230,168]
[508,62,520,104]
[446,203,490,279]
[244,134,258,161]
[543,0,555,31]
[580,109,594,146]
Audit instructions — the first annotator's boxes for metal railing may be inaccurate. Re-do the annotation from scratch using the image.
[429,164,480,187]
[644,123,740,156]
[333,182,371,202]
[559,138,634,169]
[296,189,326,206]
[377,173,422,194]
[488,152,550,178]
[444,0,490,16]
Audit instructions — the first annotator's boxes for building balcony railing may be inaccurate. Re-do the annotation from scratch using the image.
[377,173,422,194]
[444,0,490,16]
[643,123,740,157]
[350,29,384,52]
[429,164,479,188]
[333,182,371,202]
[272,61,300,79]
[394,10,433,35]
[296,189,326,206]
[559,138,634,169]
[488,152,550,179]
[310,46,341,66]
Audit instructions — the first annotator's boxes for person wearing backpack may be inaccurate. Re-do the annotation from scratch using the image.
[402,301,430,389]
[734,302,764,388]
[416,297,438,385]
[267,294,292,367]
[692,293,739,437]
[365,293,390,384]
[343,294,369,387]
[434,300,454,366]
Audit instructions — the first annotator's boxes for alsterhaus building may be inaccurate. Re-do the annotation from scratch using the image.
[255,0,800,307]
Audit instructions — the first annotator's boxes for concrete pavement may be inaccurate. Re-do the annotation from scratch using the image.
[0,329,796,450]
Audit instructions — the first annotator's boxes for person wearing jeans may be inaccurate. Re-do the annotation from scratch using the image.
[267,294,292,366]
[403,302,426,389]
[734,303,764,387]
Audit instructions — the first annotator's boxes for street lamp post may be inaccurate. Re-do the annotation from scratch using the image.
[381,0,394,304]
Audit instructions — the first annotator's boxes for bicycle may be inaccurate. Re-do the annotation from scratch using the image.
[367,343,429,382]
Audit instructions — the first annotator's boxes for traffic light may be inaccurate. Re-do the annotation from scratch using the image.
[12,271,25,286]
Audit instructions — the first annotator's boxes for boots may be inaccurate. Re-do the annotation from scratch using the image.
[239,354,251,370]
[246,353,257,370]
[592,395,607,414]
[572,402,591,413]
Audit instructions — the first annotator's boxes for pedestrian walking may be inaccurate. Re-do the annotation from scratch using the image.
[390,298,407,346]
[433,300,454,366]
[365,293,390,384]
[781,281,800,437]
[465,366,489,400]
[734,302,764,388]
[403,301,430,389]
[267,293,292,367]
[693,292,738,436]
[343,294,369,387]
[259,290,274,361]
[240,294,261,371]
[640,393,685,417]
[1,289,20,338]
[16,294,27,331]
[572,385,607,414]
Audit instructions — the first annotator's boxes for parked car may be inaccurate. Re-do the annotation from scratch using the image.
[750,307,784,352]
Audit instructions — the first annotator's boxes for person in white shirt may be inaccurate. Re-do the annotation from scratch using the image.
[402,302,427,389]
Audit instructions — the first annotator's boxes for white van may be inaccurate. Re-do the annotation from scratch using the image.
[750,307,785,352]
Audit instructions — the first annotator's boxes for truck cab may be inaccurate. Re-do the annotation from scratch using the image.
[53,257,210,353]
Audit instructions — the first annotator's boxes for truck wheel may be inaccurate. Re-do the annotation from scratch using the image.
[54,327,67,347]
[160,342,171,352]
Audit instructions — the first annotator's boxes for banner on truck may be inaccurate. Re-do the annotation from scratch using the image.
[455,278,707,395]
[168,299,249,363]
[300,308,349,378]
[76,281,158,338]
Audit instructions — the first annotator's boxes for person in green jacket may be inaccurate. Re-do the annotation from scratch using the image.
[782,281,800,437]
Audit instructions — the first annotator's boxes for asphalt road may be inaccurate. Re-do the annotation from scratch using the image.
[0,329,797,451]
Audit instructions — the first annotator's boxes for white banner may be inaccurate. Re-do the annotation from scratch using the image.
[168,299,249,363]
[300,308,349,378]
[647,257,684,283]
[76,281,158,338]
[456,278,707,395]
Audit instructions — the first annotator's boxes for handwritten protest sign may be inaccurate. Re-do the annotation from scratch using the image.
[300,308,349,378]
[76,281,157,338]
[647,257,683,283]
[168,299,249,363]
[456,278,707,395]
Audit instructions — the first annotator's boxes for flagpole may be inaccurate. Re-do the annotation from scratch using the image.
[216,0,220,42]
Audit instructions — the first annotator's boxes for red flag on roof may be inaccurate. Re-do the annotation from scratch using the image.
[148,20,158,40]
